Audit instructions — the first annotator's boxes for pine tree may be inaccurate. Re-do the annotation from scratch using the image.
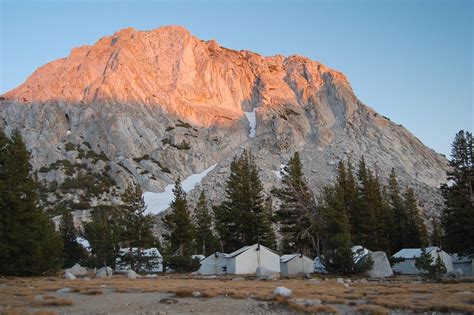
[387,168,407,253]
[162,178,197,271]
[214,150,275,252]
[403,188,428,248]
[59,211,87,268]
[272,152,321,256]
[415,248,447,281]
[0,129,63,275]
[193,191,218,256]
[320,164,373,275]
[430,217,443,247]
[83,205,121,268]
[118,184,155,271]
[353,157,378,249]
[441,130,474,256]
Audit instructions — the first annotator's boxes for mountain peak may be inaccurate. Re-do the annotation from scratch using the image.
[2,25,351,127]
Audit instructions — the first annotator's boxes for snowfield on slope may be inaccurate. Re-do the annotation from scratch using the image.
[143,164,217,214]
[244,109,256,138]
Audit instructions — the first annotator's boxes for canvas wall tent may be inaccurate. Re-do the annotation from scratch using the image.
[392,247,453,275]
[451,254,473,276]
[280,254,314,276]
[198,252,228,275]
[226,244,280,275]
[116,247,163,273]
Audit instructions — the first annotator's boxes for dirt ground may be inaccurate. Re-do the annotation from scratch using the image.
[1,274,473,314]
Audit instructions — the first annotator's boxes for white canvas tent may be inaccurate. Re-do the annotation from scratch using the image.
[392,247,453,274]
[116,247,163,273]
[226,244,280,275]
[280,254,314,276]
[198,252,228,275]
[451,254,473,276]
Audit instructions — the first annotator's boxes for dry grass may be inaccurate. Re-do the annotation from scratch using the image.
[1,308,28,315]
[31,298,73,307]
[31,311,58,315]
[355,304,389,315]
[1,275,474,313]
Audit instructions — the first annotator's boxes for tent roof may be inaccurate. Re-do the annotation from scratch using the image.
[280,254,299,263]
[280,254,312,263]
[226,244,278,258]
[392,247,439,259]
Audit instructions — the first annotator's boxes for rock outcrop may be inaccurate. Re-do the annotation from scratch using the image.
[0,26,448,226]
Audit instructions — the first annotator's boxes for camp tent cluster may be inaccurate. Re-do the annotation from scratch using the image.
[198,243,314,276]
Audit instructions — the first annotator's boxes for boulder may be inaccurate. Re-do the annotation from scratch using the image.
[256,266,279,280]
[64,272,76,280]
[127,270,138,280]
[360,251,394,278]
[65,263,88,277]
[96,266,113,278]
[273,287,292,298]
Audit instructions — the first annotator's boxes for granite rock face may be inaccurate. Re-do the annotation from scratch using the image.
[0,26,448,226]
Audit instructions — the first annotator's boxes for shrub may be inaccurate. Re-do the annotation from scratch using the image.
[64,142,76,151]
[415,248,447,281]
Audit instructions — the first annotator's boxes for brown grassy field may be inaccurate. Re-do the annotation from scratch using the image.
[0,275,473,314]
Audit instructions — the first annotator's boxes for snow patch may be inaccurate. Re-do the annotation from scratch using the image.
[143,164,217,214]
[272,164,286,179]
[244,109,256,138]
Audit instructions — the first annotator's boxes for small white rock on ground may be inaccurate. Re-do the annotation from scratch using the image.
[65,272,76,280]
[273,287,292,298]
[127,270,138,280]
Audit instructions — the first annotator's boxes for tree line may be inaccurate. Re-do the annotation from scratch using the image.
[0,128,472,276]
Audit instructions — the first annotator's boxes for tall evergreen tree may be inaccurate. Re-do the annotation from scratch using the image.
[273,152,321,256]
[118,184,156,271]
[430,217,443,247]
[83,205,121,267]
[193,191,218,256]
[387,168,407,253]
[59,211,87,267]
[162,178,197,271]
[214,150,275,252]
[403,188,428,248]
[441,130,474,255]
[320,162,373,274]
[353,157,378,249]
[0,129,63,275]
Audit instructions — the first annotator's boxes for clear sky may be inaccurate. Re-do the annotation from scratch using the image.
[0,0,472,156]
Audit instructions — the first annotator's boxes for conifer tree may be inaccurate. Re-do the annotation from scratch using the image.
[118,184,156,271]
[403,188,428,248]
[59,211,87,267]
[214,150,275,252]
[353,157,378,249]
[83,205,121,267]
[430,217,443,247]
[193,191,218,256]
[387,168,407,253]
[0,129,63,275]
[441,130,474,255]
[273,152,321,256]
[320,162,373,274]
[162,178,197,271]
